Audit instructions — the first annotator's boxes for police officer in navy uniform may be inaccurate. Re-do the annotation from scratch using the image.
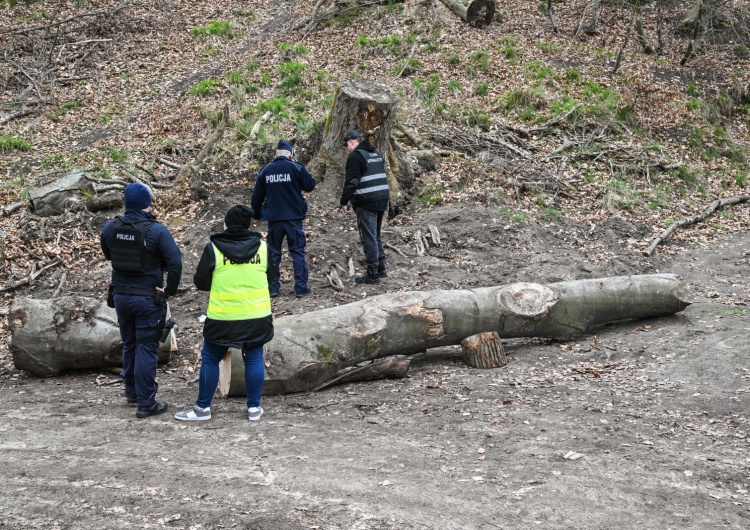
[251,140,316,298]
[175,205,274,422]
[339,130,390,285]
[101,183,182,418]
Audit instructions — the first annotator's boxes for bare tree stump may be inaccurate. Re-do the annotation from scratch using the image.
[28,170,95,217]
[438,0,496,28]
[308,79,398,202]
[461,332,507,369]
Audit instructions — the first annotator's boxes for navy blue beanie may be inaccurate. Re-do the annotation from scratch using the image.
[124,183,152,211]
[225,205,254,229]
[276,139,293,152]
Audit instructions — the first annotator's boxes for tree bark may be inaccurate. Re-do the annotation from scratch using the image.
[9,297,176,376]
[220,274,691,395]
[438,0,495,28]
[308,79,398,204]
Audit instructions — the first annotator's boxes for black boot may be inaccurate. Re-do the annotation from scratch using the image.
[355,273,380,285]
[136,401,168,418]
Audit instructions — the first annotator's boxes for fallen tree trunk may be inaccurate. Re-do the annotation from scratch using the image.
[222,274,691,395]
[9,297,176,376]
[438,0,495,28]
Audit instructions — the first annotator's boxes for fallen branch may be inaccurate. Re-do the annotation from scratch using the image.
[51,271,68,299]
[0,260,60,292]
[385,242,408,258]
[156,157,182,170]
[2,202,24,216]
[312,356,410,392]
[644,195,750,256]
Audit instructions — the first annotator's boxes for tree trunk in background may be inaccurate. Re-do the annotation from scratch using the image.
[9,297,175,376]
[308,79,398,205]
[219,274,691,396]
[438,0,495,28]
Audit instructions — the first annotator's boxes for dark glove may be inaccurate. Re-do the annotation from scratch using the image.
[154,290,168,306]
[107,284,115,308]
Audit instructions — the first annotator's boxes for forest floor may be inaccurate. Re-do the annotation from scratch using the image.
[1,195,750,530]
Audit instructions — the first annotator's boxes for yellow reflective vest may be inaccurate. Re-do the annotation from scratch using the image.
[207,242,272,321]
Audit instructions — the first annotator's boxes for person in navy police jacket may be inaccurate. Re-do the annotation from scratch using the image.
[251,140,316,298]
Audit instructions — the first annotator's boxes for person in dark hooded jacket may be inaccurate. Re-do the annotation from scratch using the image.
[339,130,390,285]
[175,205,274,422]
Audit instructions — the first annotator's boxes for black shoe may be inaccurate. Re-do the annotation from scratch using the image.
[296,288,310,298]
[136,401,168,418]
[124,392,137,405]
[269,291,279,298]
[377,270,388,279]
[355,274,380,285]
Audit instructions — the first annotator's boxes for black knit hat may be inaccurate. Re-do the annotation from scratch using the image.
[224,205,254,229]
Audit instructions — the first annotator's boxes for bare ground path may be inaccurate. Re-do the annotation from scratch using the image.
[1,222,749,530]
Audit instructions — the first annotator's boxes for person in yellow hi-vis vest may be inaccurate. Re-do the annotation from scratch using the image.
[175,205,274,422]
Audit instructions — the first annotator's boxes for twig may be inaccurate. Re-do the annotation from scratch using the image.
[546,0,558,33]
[156,157,182,169]
[384,242,408,258]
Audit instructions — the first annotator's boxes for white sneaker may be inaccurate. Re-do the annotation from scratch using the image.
[174,406,211,421]
[247,406,263,421]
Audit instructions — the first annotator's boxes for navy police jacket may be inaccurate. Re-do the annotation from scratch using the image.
[251,156,316,222]
[100,209,183,296]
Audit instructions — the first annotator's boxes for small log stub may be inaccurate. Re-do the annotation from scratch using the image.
[438,0,496,28]
[461,332,507,369]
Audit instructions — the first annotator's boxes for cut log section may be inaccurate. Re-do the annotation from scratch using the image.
[9,297,176,376]
[219,274,690,395]
[10,276,690,386]
[438,0,496,28]
[461,332,507,369]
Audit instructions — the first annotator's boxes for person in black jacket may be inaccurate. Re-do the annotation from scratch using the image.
[100,183,182,418]
[339,130,390,285]
[251,140,316,298]
[175,205,274,422]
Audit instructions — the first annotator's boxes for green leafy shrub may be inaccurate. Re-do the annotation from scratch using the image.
[109,148,128,162]
[49,101,80,121]
[192,21,232,37]
[190,78,222,96]
[279,61,307,92]
[538,41,563,53]
[473,82,489,97]
[420,184,444,205]
[0,134,32,153]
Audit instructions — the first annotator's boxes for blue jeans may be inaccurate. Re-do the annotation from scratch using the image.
[114,293,165,407]
[267,220,309,295]
[356,207,386,274]
[196,339,264,409]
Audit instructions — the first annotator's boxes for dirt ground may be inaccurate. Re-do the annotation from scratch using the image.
[1,194,749,530]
